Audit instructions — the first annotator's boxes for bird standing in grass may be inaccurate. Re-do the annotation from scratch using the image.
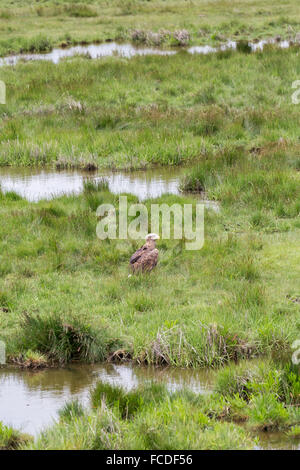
[129,233,160,273]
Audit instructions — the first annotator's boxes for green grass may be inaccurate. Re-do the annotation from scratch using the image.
[0,51,299,365]
[91,381,167,419]
[0,7,299,449]
[58,400,85,421]
[0,0,300,56]
[0,421,32,450]
[27,383,257,450]
[0,181,298,367]
[1,47,300,171]
[91,382,144,419]
[212,361,300,431]
[14,311,119,365]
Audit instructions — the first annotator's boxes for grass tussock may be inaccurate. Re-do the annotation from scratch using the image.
[91,381,167,419]
[58,400,85,421]
[14,312,117,365]
[0,422,32,450]
[64,4,98,18]
[214,361,300,431]
[11,350,49,369]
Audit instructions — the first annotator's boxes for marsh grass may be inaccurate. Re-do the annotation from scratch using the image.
[0,2,299,451]
[249,393,290,431]
[24,372,300,450]
[215,361,300,404]
[91,382,168,420]
[2,47,300,174]
[0,46,300,174]
[15,312,116,365]
[27,383,256,450]
[0,181,298,368]
[0,422,32,450]
[287,425,300,438]
[214,361,300,431]
[58,400,85,421]
[64,4,98,18]
[91,382,144,419]
[83,178,109,193]
[1,0,300,56]
[12,350,49,369]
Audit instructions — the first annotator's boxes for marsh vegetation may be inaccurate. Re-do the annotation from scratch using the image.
[19,361,300,450]
[1,0,300,56]
[0,0,299,450]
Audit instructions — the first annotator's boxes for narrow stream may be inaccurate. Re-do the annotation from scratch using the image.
[0,39,293,67]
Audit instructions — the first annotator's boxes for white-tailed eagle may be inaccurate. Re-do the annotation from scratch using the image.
[129,233,160,273]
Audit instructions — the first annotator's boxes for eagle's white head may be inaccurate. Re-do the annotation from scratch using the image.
[145,233,160,241]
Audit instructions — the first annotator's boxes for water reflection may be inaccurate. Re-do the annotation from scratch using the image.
[0,42,176,67]
[0,167,184,201]
[0,364,299,450]
[0,364,213,436]
[189,39,291,54]
[0,166,221,214]
[256,431,300,451]
[0,39,295,67]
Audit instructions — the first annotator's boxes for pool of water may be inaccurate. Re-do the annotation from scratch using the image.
[0,39,293,67]
[0,364,213,437]
[0,166,183,201]
[256,431,300,451]
[0,166,220,211]
[0,363,299,449]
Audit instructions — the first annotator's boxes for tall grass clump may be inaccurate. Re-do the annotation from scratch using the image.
[276,364,300,405]
[236,40,252,54]
[249,393,290,431]
[91,382,167,419]
[58,400,85,421]
[22,35,53,53]
[0,187,23,202]
[64,4,97,18]
[91,382,143,419]
[0,422,31,450]
[214,361,300,430]
[214,361,271,399]
[30,404,121,450]
[180,161,218,193]
[83,178,111,211]
[16,312,116,365]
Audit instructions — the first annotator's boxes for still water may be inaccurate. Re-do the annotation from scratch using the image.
[0,363,213,437]
[0,39,293,67]
[0,166,183,201]
[0,166,220,211]
[0,363,299,449]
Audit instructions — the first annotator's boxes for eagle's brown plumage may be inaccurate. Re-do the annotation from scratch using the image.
[129,234,159,273]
